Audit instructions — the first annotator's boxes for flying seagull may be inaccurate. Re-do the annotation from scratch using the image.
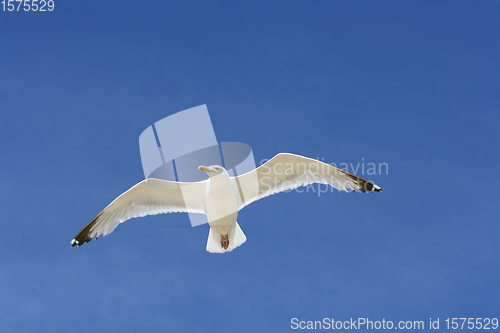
[71,153,382,253]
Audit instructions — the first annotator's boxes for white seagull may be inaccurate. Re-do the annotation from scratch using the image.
[71,153,382,253]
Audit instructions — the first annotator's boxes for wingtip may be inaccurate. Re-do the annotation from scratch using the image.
[71,211,104,247]
[70,234,94,247]
[359,181,383,193]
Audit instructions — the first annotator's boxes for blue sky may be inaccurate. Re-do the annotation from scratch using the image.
[1,1,499,331]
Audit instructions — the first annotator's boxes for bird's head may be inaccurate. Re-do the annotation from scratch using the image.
[198,165,226,177]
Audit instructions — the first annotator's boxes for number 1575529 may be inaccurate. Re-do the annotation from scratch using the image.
[2,0,54,11]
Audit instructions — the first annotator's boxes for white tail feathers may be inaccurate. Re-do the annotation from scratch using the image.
[206,222,247,253]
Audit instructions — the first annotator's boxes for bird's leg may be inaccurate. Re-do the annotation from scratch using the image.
[220,234,229,249]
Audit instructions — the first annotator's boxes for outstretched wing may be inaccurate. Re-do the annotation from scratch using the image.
[233,153,382,210]
[71,178,207,246]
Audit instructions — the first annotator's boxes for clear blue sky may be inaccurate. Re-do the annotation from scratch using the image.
[1,1,499,332]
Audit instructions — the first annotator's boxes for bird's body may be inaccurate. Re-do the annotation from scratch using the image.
[202,165,245,252]
[71,153,382,253]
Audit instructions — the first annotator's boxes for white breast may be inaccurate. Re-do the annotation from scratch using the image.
[205,172,239,229]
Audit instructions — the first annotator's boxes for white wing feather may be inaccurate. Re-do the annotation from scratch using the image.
[71,178,207,246]
[233,153,382,210]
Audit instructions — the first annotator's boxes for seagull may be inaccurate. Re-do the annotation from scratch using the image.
[71,153,382,253]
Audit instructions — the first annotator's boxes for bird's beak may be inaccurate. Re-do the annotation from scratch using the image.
[198,165,209,173]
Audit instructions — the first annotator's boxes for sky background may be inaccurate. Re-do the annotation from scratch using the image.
[1,1,499,332]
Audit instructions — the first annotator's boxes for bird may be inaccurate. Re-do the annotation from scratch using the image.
[70,153,382,253]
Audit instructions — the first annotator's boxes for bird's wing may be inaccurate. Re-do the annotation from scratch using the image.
[233,153,382,210]
[71,178,207,246]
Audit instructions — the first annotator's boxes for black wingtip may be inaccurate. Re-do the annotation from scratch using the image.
[340,171,382,193]
[345,173,383,193]
[361,182,383,193]
[70,212,103,247]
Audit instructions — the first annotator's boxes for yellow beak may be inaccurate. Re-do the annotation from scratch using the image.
[198,165,210,172]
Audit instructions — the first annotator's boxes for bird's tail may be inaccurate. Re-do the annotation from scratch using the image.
[206,222,247,253]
